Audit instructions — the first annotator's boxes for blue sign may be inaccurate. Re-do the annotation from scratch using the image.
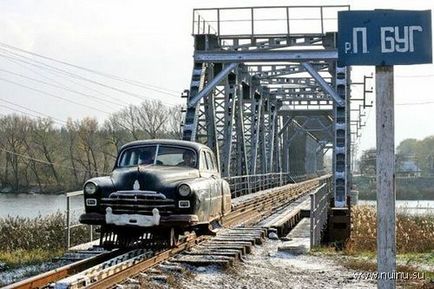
[338,10,432,66]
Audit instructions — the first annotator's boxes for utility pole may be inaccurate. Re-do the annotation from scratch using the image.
[376,65,396,289]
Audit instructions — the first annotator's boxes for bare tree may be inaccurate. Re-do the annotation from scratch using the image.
[167,105,184,139]
[136,100,170,139]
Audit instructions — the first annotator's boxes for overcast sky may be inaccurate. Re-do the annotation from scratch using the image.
[0,0,433,158]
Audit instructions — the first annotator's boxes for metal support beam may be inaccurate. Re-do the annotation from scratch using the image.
[204,65,220,170]
[302,62,345,106]
[235,82,249,176]
[183,63,207,141]
[195,50,338,63]
[221,73,237,177]
[282,115,290,172]
[188,63,238,108]
[249,93,262,175]
[268,103,277,171]
[333,65,349,207]
[259,100,268,174]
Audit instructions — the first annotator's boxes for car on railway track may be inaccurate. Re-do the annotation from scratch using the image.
[79,139,232,248]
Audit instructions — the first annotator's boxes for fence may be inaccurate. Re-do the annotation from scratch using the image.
[224,172,319,198]
[310,179,332,247]
[65,190,95,248]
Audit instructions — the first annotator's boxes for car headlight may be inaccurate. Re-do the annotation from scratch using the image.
[84,182,97,194]
[178,184,191,197]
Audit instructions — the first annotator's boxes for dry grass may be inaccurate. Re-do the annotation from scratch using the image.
[0,212,95,251]
[0,248,64,268]
[346,205,434,254]
[0,212,95,267]
[341,205,434,288]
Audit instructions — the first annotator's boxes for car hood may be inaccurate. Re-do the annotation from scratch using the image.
[110,165,200,192]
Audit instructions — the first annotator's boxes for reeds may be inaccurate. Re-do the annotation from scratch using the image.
[346,205,434,254]
[0,212,94,251]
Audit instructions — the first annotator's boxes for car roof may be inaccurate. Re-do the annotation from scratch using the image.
[119,139,210,152]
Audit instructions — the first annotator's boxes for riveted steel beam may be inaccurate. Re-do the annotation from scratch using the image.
[221,73,237,177]
[194,50,338,63]
[249,93,262,175]
[302,62,344,107]
[188,63,238,108]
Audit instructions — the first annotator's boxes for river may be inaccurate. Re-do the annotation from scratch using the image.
[0,193,433,218]
[358,200,434,215]
[0,193,84,218]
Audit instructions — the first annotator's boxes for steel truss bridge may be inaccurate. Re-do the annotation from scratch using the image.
[181,5,372,210]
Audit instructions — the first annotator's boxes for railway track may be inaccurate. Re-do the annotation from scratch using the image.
[2,250,123,289]
[3,176,325,289]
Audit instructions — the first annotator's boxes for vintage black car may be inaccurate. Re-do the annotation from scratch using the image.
[79,139,232,247]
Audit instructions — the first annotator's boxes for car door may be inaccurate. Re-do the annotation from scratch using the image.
[205,150,221,219]
[199,150,213,221]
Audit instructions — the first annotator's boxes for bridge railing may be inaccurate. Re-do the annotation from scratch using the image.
[310,180,333,247]
[65,191,96,248]
[192,5,349,37]
[224,172,317,198]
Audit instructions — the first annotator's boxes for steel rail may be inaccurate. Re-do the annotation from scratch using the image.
[87,235,206,289]
[2,249,123,289]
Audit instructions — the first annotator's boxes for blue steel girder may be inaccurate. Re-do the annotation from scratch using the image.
[184,8,351,208]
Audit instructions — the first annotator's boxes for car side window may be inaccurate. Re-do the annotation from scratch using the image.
[205,151,216,172]
[204,151,213,171]
[201,151,208,171]
[210,152,219,172]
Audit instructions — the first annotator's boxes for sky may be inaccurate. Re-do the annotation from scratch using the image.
[0,0,433,158]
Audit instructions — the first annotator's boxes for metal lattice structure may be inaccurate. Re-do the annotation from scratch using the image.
[182,5,357,207]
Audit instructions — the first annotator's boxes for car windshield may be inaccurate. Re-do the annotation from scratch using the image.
[118,145,198,168]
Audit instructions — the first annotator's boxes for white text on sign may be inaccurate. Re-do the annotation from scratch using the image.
[345,26,424,54]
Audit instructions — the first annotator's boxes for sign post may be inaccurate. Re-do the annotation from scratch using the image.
[338,9,432,289]
[375,65,395,289]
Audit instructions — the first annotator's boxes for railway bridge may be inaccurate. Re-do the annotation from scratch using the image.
[181,5,371,243]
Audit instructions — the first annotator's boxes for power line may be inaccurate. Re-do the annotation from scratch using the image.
[0,76,111,114]
[2,55,133,106]
[0,68,126,109]
[0,99,67,124]
[396,101,434,106]
[0,104,58,122]
[0,43,181,96]
[0,50,179,107]
[396,74,434,78]
[0,147,107,175]
[0,42,181,95]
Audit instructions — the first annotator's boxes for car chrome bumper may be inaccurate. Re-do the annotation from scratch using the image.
[105,207,160,227]
[79,210,199,227]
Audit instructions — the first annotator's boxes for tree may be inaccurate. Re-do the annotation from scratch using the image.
[359,148,376,176]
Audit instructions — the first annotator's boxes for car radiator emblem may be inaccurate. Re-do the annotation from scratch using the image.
[133,180,140,190]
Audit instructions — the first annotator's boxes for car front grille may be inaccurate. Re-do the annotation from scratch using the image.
[100,190,175,215]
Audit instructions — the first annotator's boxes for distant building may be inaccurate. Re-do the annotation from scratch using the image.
[396,160,421,177]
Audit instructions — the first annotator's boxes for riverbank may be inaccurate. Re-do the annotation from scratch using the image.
[354,176,434,200]
[0,185,80,195]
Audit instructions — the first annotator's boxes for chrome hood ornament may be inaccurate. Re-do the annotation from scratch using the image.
[133,179,140,190]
